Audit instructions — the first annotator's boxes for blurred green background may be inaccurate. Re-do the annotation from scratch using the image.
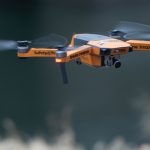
[0,0,150,149]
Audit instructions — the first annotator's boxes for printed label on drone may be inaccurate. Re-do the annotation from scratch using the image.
[34,50,56,55]
[69,50,90,59]
[140,46,150,49]
[133,45,150,50]
[133,46,138,49]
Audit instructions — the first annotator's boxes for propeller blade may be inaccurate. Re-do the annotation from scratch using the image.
[114,21,150,34]
[58,63,68,84]
[124,32,150,40]
[31,34,68,48]
[0,40,17,51]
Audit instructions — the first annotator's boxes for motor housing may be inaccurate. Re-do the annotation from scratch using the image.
[17,41,31,53]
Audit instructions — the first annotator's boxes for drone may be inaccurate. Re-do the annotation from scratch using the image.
[1,21,150,83]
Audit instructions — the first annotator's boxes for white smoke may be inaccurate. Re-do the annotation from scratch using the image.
[0,117,85,150]
[0,129,85,150]
[0,132,150,150]
[132,92,150,138]
[1,94,150,150]
[93,138,150,150]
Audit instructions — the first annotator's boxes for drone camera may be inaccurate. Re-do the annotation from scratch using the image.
[113,58,121,68]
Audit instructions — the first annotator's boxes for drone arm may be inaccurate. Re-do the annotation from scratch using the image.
[127,40,150,51]
[67,45,92,61]
[55,45,92,63]
[18,48,58,58]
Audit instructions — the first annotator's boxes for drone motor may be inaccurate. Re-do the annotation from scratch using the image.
[17,41,31,53]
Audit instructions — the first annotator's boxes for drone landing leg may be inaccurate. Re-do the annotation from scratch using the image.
[58,63,68,84]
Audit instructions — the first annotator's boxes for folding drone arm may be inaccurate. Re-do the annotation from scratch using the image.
[17,48,58,58]
[55,45,92,63]
[127,40,150,51]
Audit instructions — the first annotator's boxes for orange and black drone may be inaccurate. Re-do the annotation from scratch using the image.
[1,21,150,83]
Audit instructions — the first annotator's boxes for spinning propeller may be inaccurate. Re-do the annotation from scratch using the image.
[0,34,68,50]
[112,21,150,40]
[0,34,69,84]
[0,40,18,51]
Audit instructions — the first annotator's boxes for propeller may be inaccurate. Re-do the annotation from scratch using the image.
[0,40,18,51]
[0,34,68,51]
[31,34,68,48]
[114,21,150,34]
[110,21,150,41]
[124,32,150,40]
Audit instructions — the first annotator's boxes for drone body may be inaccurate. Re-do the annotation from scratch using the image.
[17,34,150,68]
[1,21,150,83]
[18,34,130,68]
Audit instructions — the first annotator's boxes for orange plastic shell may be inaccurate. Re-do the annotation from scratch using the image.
[127,40,150,51]
[18,48,57,57]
